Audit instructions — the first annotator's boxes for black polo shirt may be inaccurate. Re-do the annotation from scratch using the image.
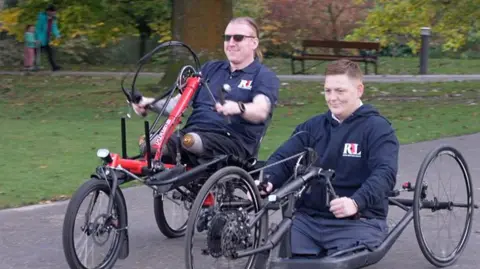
[183,59,280,156]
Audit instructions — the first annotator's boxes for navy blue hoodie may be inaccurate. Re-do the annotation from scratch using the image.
[264,104,399,220]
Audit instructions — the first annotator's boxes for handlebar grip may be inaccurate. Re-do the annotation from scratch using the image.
[131,90,143,104]
[217,84,233,124]
[218,89,231,124]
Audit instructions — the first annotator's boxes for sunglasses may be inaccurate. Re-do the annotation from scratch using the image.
[223,34,256,42]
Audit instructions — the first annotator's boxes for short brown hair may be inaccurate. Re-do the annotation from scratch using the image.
[229,17,263,62]
[325,59,363,80]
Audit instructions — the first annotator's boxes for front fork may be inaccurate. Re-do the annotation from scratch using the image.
[90,166,130,260]
[105,167,119,221]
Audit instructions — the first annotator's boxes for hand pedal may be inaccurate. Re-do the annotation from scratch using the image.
[172,190,182,200]
[265,203,280,210]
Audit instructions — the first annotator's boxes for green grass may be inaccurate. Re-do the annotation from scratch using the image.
[264,57,480,75]
[0,75,479,209]
[2,56,480,75]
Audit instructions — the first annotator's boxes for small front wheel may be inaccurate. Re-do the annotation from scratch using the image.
[413,145,474,267]
[62,178,127,269]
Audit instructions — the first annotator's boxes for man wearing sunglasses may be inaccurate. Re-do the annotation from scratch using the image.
[133,17,280,166]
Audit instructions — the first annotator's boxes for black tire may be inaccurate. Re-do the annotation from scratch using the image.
[413,145,474,267]
[62,179,127,269]
[185,166,269,269]
[154,192,188,238]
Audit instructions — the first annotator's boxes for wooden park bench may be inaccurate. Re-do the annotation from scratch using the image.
[291,40,381,75]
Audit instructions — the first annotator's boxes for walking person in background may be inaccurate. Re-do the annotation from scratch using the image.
[35,4,61,71]
[23,24,37,71]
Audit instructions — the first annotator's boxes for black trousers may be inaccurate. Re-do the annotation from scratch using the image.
[290,212,388,257]
[37,45,59,70]
[141,127,249,166]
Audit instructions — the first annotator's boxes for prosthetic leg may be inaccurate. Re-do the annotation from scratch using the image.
[181,132,204,155]
[138,132,205,158]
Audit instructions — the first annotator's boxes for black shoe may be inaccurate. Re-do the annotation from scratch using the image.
[52,66,61,71]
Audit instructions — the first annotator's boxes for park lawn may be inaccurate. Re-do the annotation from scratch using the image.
[2,56,480,75]
[264,56,480,75]
[0,75,479,209]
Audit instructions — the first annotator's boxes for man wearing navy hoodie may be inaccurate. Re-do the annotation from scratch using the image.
[260,59,399,257]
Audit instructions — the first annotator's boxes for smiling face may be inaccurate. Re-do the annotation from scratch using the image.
[223,21,258,69]
[324,61,364,122]
[324,59,364,121]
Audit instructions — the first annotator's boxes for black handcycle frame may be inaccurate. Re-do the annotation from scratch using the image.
[185,145,477,269]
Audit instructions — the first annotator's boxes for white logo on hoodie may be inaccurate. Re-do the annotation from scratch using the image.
[343,143,362,158]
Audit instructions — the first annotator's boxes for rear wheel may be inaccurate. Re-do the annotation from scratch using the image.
[154,185,196,238]
[413,145,474,267]
[62,179,127,269]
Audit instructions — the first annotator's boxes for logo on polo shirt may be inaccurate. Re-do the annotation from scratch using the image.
[343,143,361,158]
[238,79,253,90]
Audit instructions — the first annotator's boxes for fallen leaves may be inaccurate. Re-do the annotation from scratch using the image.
[39,195,69,204]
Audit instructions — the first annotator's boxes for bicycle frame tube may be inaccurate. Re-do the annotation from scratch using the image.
[103,76,201,176]
[153,76,201,161]
[109,154,149,174]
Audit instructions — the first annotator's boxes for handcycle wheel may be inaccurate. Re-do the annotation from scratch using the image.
[185,166,269,269]
[153,185,196,238]
[62,178,127,269]
[413,145,474,267]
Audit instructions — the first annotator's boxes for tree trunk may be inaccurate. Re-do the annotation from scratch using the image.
[139,33,147,60]
[327,3,341,55]
[138,27,151,59]
[157,0,233,91]
[4,0,18,8]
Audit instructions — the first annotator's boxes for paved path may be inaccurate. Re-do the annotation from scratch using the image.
[2,70,480,83]
[1,133,480,269]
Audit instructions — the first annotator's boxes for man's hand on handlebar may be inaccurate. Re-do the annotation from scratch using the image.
[215,100,241,116]
[329,197,359,218]
[246,180,273,201]
[255,180,273,197]
[132,96,155,117]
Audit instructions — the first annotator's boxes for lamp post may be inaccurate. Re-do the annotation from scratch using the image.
[420,27,431,75]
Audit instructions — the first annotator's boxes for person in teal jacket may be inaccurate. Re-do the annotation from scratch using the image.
[35,4,61,71]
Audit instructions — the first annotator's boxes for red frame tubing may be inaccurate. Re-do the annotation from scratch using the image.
[110,153,176,175]
[153,76,201,161]
[105,76,201,176]
[110,153,147,174]
[203,192,215,207]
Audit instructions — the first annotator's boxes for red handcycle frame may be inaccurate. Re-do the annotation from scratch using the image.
[107,75,202,175]
[62,41,256,269]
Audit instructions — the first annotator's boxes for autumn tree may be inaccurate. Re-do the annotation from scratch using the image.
[157,0,233,89]
[104,0,171,58]
[347,0,480,53]
[233,0,266,19]
[258,0,373,55]
[0,0,171,59]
